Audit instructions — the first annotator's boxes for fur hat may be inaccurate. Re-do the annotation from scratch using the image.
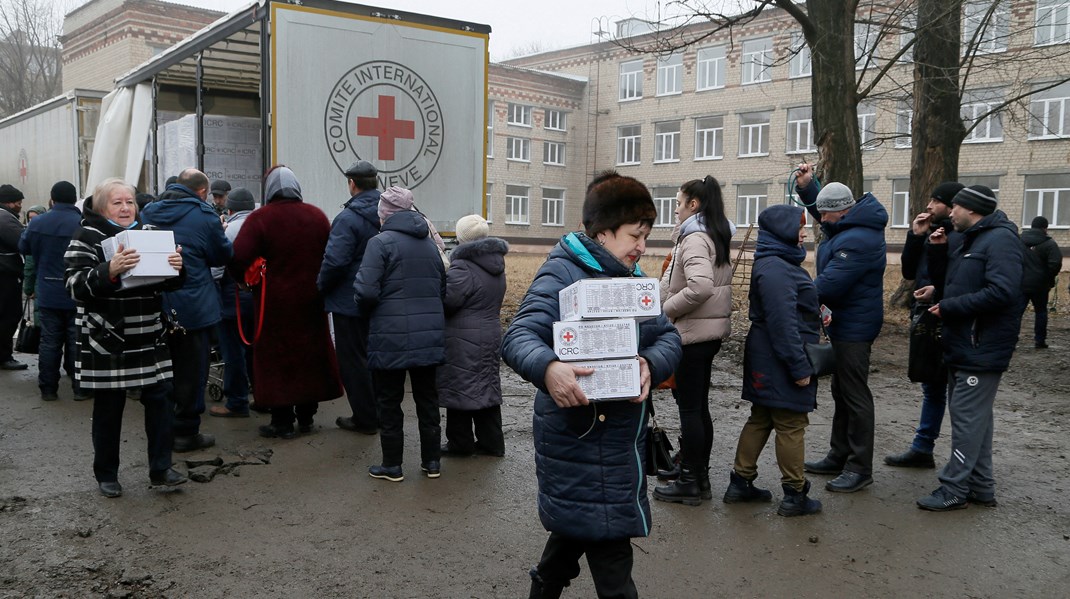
[378,186,414,221]
[0,184,24,203]
[952,185,998,216]
[814,182,855,212]
[930,181,965,207]
[455,214,489,244]
[227,188,256,212]
[50,181,78,204]
[582,170,656,236]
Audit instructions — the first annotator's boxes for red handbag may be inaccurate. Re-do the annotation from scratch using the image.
[237,258,266,345]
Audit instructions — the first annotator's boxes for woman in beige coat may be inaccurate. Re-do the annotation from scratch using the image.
[653,176,734,506]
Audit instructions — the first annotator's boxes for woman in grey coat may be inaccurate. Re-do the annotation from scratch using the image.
[437,215,509,457]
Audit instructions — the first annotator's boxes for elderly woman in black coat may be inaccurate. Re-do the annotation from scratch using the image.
[437,214,510,457]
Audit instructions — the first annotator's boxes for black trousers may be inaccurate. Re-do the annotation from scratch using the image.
[373,366,441,466]
[671,339,721,472]
[444,405,505,456]
[0,272,21,362]
[168,327,211,438]
[334,314,378,429]
[270,403,318,428]
[533,532,638,599]
[826,340,875,476]
[1027,288,1050,344]
[92,382,174,483]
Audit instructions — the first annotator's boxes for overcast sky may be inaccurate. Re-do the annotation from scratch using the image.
[164,0,684,60]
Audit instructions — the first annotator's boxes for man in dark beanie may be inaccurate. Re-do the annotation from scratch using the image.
[0,184,28,370]
[913,184,1023,511]
[885,181,965,469]
[1021,215,1062,348]
[18,181,90,397]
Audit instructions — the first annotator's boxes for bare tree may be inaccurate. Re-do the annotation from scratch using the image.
[0,0,62,118]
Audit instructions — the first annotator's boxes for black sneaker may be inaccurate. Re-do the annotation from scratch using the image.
[368,464,404,482]
[173,433,216,453]
[803,457,844,475]
[41,391,59,402]
[421,460,441,478]
[0,359,28,371]
[258,424,297,440]
[98,481,123,498]
[149,468,188,487]
[966,490,998,507]
[884,448,936,468]
[917,487,967,511]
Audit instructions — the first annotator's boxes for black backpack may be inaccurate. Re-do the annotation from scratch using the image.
[1021,239,1048,296]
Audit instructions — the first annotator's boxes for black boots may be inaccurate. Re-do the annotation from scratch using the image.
[653,465,704,506]
[528,567,567,599]
[777,480,822,517]
[722,471,773,503]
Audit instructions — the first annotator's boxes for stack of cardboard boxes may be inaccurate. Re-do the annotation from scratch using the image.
[553,277,661,401]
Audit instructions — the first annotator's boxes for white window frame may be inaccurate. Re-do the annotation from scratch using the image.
[789,32,811,78]
[656,53,683,96]
[786,107,815,154]
[696,46,726,90]
[652,188,676,228]
[896,101,914,148]
[486,100,494,158]
[1029,82,1070,139]
[736,185,768,226]
[506,137,530,162]
[899,12,916,63]
[855,22,879,70]
[619,60,644,101]
[858,103,878,150]
[485,182,493,223]
[617,125,642,165]
[963,0,1009,54]
[543,141,565,166]
[1024,174,1070,227]
[694,116,724,160]
[654,121,681,163]
[505,185,530,225]
[1036,0,1070,46]
[545,109,566,131]
[960,175,1001,200]
[738,111,771,157]
[962,89,1004,143]
[541,187,565,226]
[891,179,911,228]
[741,38,772,85]
[507,103,532,127]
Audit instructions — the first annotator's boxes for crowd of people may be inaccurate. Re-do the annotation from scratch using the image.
[0,160,1063,598]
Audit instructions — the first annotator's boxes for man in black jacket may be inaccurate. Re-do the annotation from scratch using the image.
[0,184,28,371]
[1021,216,1062,349]
[885,182,963,469]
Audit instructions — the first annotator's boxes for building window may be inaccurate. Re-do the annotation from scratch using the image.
[1036,0,1070,46]
[654,121,681,163]
[891,179,911,228]
[656,53,683,96]
[962,89,1004,143]
[653,187,676,228]
[741,38,772,85]
[507,103,532,127]
[786,107,815,154]
[485,182,493,223]
[545,109,565,131]
[858,102,878,150]
[694,116,724,160]
[619,60,644,101]
[486,101,494,158]
[789,32,811,78]
[617,125,642,165]
[506,137,530,162]
[505,185,530,224]
[896,100,913,148]
[855,22,879,69]
[696,46,725,90]
[736,184,768,226]
[900,12,916,63]
[1029,81,1070,138]
[959,175,1000,199]
[543,141,565,166]
[738,111,771,157]
[963,0,1009,54]
[1024,173,1070,227]
[542,188,565,226]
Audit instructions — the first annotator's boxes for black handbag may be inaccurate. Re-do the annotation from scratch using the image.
[908,305,946,384]
[15,299,39,355]
[643,400,674,476]
[804,323,836,378]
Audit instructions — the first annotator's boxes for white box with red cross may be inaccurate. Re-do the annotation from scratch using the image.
[552,318,639,361]
[101,229,178,289]
[570,358,643,401]
[557,278,661,322]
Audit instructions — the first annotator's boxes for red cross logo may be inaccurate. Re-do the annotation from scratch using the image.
[640,294,654,309]
[357,95,416,161]
[18,157,27,183]
[561,329,576,344]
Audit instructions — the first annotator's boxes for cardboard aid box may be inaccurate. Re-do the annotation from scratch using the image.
[552,318,639,361]
[559,278,661,321]
[101,230,178,289]
[572,358,642,401]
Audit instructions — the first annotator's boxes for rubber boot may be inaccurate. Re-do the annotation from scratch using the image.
[777,480,822,517]
[652,465,703,506]
[528,567,566,599]
[723,470,773,503]
[697,469,713,500]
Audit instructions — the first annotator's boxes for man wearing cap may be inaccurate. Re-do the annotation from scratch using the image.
[795,163,888,494]
[884,181,965,469]
[18,181,90,399]
[1021,216,1062,349]
[0,184,28,370]
[209,188,257,418]
[317,161,381,434]
[913,185,1022,511]
[209,180,232,217]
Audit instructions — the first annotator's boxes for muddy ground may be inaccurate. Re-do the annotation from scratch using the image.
[2,307,1069,598]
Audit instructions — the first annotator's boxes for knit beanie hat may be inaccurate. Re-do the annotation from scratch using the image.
[0,184,24,203]
[51,181,78,204]
[227,188,256,212]
[455,214,489,244]
[930,181,965,207]
[378,186,414,221]
[815,182,855,212]
[952,185,998,216]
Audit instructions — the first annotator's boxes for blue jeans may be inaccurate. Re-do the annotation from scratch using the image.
[911,381,947,454]
[217,319,252,412]
[37,307,79,395]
